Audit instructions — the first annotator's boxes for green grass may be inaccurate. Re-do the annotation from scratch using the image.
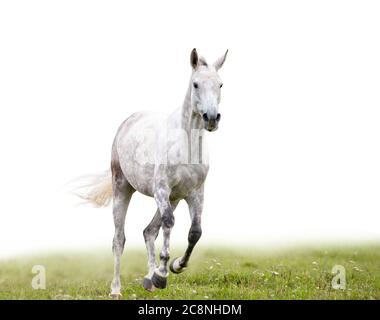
[1,245,380,300]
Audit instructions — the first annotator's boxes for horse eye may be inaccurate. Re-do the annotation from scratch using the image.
[193,82,198,89]
[220,83,223,88]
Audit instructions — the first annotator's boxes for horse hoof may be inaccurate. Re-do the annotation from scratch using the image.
[109,292,122,300]
[170,257,186,274]
[151,271,167,289]
[142,277,155,292]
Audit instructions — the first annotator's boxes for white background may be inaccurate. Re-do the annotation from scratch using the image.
[1,1,380,258]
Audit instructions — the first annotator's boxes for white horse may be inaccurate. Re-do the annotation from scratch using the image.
[81,48,228,298]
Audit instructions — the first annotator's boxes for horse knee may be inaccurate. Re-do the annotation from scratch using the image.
[162,212,175,229]
[188,225,202,244]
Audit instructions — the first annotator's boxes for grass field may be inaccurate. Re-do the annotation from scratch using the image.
[1,245,380,300]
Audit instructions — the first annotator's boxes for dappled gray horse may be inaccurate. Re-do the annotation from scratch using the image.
[82,48,228,298]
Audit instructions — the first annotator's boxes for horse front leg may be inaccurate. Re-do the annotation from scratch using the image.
[151,184,175,289]
[170,186,204,274]
[142,200,179,291]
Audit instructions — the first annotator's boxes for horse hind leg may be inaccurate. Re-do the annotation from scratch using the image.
[142,200,179,291]
[110,161,135,299]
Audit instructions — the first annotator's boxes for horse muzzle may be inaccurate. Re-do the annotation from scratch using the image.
[203,113,221,132]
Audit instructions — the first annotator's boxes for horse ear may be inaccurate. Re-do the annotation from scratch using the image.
[198,56,208,67]
[190,48,198,69]
[214,49,228,71]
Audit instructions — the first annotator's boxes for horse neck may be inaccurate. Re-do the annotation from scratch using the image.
[180,80,203,134]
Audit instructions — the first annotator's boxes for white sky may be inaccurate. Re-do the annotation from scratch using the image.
[1,1,380,258]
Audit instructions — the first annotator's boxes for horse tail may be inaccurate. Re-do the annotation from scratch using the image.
[73,170,113,207]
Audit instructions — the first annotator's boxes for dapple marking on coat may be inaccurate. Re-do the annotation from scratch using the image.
[79,48,228,299]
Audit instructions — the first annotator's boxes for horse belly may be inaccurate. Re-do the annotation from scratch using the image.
[126,163,155,197]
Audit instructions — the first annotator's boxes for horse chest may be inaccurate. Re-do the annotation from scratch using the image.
[168,164,209,199]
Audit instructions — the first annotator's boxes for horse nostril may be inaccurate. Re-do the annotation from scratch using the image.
[216,113,221,122]
[202,113,209,122]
